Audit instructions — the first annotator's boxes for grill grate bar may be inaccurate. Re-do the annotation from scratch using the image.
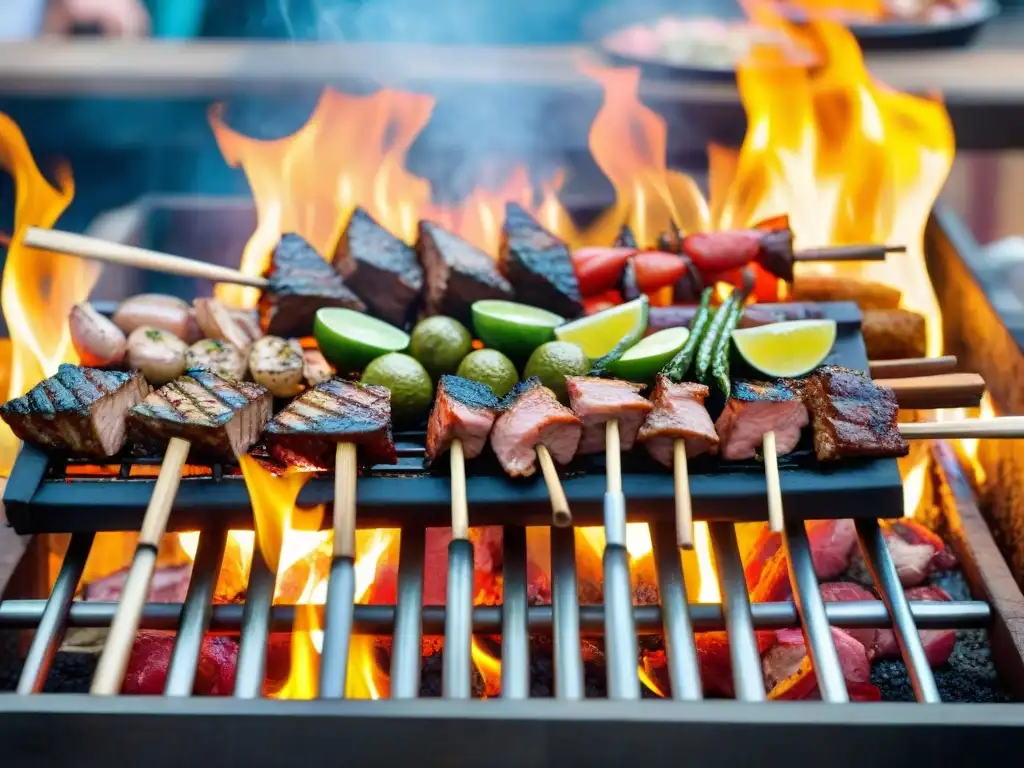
[442,539,474,699]
[165,527,228,697]
[782,522,849,703]
[551,526,584,700]
[233,546,275,699]
[15,533,94,695]
[318,556,356,698]
[500,526,530,700]
[389,526,425,699]
[602,492,640,700]
[710,522,766,702]
[856,518,942,703]
[651,522,703,700]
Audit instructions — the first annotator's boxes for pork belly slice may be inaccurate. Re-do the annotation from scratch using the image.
[803,365,909,462]
[425,375,501,464]
[0,364,148,458]
[128,369,271,461]
[636,375,718,468]
[566,376,652,456]
[263,377,397,470]
[490,378,582,478]
[714,378,808,461]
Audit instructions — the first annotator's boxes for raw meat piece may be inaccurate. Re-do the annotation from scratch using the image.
[764,627,880,701]
[747,519,858,602]
[873,585,955,666]
[122,631,237,696]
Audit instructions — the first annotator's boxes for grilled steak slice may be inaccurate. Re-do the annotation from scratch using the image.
[499,203,583,318]
[425,375,501,464]
[0,364,148,458]
[803,365,909,461]
[566,376,652,456]
[637,376,718,468]
[334,208,423,327]
[261,233,365,337]
[715,379,808,461]
[128,369,271,461]
[263,378,397,469]
[491,378,582,477]
[417,221,514,325]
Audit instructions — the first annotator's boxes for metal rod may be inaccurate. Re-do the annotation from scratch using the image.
[442,539,474,699]
[501,525,530,700]
[603,544,640,700]
[856,519,942,703]
[165,527,228,696]
[550,525,584,700]
[709,522,765,702]
[318,555,356,699]
[389,526,425,700]
[782,522,849,703]
[15,533,94,695]
[233,546,275,699]
[651,522,702,701]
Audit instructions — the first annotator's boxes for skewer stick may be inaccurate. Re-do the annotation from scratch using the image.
[536,444,572,528]
[605,419,622,496]
[762,432,785,533]
[869,356,957,379]
[91,436,191,694]
[334,442,358,558]
[886,373,985,410]
[793,244,906,263]
[898,416,1024,440]
[450,439,469,541]
[23,226,269,289]
[673,440,694,550]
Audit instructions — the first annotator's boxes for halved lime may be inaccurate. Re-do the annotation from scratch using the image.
[731,319,837,377]
[608,326,690,382]
[471,300,565,363]
[554,296,649,359]
[314,307,410,373]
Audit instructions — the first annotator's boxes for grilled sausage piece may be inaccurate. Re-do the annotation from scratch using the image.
[113,294,193,338]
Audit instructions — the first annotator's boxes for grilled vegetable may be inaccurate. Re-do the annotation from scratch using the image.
[185,339,247,382]
[572,247,633,296]
[69,302,127,368]
[711,297,746,398]
[112,294,192,339]
[125,327,187,386]
[633,251,690,293]
[661,287,713,382]
[194,297,259,352]
[696,290,740,383]
[249,336,306,398]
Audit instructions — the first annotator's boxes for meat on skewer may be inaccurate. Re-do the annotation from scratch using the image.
[0,364,149,458]
[566,376,652,456]
[714,379,809,462]
[425,375,502,466]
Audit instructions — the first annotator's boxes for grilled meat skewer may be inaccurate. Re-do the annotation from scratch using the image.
[715,379,809,462]
[566,377,652,456]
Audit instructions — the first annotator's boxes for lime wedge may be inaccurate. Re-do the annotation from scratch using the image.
[608,326,690,382]
[731,319,837,377]
[314,308,410,373]
[554,297,649,359]
[471,300,565,363]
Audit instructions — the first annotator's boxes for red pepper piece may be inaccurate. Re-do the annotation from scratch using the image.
[572,247,634,296]
[754,213,790,231]
[583,290,623,315]
[682,230,763,273]
[632,251,690,293]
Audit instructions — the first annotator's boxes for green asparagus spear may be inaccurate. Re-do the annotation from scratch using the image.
[695,290,739,383]
[660,287,714,383]
[711,296,747,399]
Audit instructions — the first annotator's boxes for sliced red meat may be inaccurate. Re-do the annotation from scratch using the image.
[490,380,582,477]
[123,631,237,695]
[873,585,955,666]
[819,581,880,656]
[566,376,652,455]
[637,376,719,467]
[764,627,879,701]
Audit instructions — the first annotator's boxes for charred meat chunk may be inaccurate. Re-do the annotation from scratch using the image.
[715,379,808,461]
[803,365,909,461]
[0,364,148,458]
[334,208,423,327]
[637,376,718,467]
[490,378,582,477]
[566,376,652,456]
[499,203,583,318]
[263,378,397,470]
[128,369,271,461]
[417,220,514,325]
[261,233,366,338]
[425,375,501,464]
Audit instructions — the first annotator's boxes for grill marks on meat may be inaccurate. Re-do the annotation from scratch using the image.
[566,377,652,456]
[417,221,513,325]
[637,375,718,468]
[0,364,148,458]
[334,208,423,327]
[128,369,271,461]
[490,378,582,477]
[425,375,501,464]
[263,378,397,470]
[803,365,909,461]
[715,379,808,461]
[499,203,583,318]
[261,233,365,337]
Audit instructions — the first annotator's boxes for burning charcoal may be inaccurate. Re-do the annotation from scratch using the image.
[122,631,237,695]
[764,627,880,701]
[637,376,718,468]
[262,377,397,470]
[425,375,502,465]
[334,207,423,327]
[714,378,808,462]
[416,221,513,326]
[490,378,582,478]
[499,202,583,318]
[0,364,148,458]
[566,376,652,456]
[127,369,272,461]
[261,233,366,337]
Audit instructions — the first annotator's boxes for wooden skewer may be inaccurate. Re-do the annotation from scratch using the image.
[672,440,694,550]
[91,436,191,694]
[605,419,622,496]
[762,431,785,533]
[899,416,1024,440]
[869,356,958,379]
[23,225,269,289]
[536,444,572,528]
[450,439,469,541]
[886,373,985,410]
[793,244,906,263]
[334,442,358,558]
